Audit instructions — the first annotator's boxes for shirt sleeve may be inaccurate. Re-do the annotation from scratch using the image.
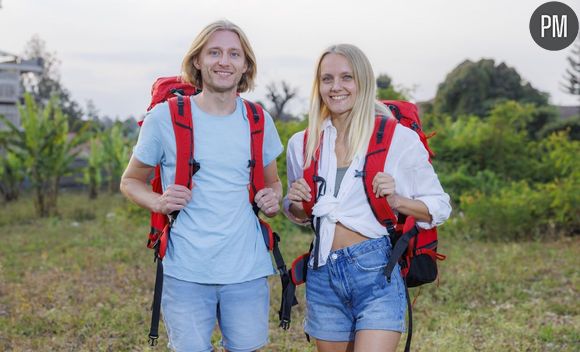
[262,110,284,167]
[283,131,310,225]
[399,136,452,229]
[132,103,168,167]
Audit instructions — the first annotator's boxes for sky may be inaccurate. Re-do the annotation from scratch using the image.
[0,0,579,120]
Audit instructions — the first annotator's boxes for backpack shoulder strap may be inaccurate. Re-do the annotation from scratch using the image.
[362,115,398,233]
[302,129,323,217]
[242,100,266,207]
[167,95,196,189]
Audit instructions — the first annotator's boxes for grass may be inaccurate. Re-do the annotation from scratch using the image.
[0,193,578,351]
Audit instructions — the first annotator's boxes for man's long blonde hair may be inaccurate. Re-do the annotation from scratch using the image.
[181,19,257,92]
[303,44,388,168]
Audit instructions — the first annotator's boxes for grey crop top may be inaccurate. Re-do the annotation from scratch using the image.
[334,167,349,197]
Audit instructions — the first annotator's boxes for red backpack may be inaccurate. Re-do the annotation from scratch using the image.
[139,76,291,345]
[280,101,446,352]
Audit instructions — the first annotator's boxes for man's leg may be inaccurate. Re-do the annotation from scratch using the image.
[217,277,270,352]
[162,275,218,352]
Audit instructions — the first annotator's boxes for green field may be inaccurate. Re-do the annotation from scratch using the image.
[0,193,578,351]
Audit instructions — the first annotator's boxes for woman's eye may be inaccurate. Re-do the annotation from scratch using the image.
[321,76,332,83]
[343,75,353,81]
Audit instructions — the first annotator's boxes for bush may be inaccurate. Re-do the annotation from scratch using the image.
[458,175,579,240]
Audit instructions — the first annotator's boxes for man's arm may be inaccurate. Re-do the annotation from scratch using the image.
[254,160,282,217]
[120,156,192,214]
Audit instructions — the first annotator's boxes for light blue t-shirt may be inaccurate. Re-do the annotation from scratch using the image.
[133,96,284,284]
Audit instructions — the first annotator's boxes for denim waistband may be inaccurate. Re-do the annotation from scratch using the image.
[328,236,391,262]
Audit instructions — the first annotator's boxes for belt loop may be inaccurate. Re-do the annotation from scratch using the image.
[347,248,354,264]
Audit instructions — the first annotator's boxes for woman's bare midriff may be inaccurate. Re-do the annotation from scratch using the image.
[331,222,370,250]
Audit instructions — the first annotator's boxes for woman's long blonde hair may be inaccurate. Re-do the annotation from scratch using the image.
[181,19,257,92]
[303,44,388,168]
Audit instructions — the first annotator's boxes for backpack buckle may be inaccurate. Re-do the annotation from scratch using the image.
[170,88,184,97]
[384,219,396,236]
[248,159,256,168]
[190,158,201,174]
[313,176,326,199]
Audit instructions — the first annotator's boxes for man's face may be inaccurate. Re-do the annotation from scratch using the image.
[194,30,248,93]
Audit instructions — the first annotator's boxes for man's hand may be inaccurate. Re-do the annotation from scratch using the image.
[255,187,281,217]
[155,183,193,214]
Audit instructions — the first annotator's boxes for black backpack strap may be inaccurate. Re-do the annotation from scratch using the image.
[403,280,413,352]
[148,258,164,346]
[148,94,197,345]
[384,226,419,282]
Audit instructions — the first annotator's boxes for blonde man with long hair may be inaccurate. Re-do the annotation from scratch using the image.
[121,20,283,351]
[284,44,451,352]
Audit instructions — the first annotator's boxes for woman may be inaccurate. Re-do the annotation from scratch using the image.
[283,44,451,352]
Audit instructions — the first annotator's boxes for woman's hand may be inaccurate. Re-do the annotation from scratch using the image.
[287,178,312,205]
[372,172,395,198]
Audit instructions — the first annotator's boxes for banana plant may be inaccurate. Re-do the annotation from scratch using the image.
[1,93,89,216]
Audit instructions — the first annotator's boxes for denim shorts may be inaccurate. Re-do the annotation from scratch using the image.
[304,236,407,342]
[161,275,269,352]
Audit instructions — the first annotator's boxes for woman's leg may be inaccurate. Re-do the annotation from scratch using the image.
[316,340,354,352]
[353,330,401,352]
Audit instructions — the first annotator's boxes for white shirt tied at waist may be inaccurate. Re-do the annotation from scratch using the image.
[284,118,452,268]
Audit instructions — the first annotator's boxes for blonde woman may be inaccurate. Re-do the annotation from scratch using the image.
[283,44,451,352]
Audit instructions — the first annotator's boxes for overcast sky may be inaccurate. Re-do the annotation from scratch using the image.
[1,0,578,119]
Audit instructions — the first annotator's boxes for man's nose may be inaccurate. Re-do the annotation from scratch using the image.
[218,54,230,66]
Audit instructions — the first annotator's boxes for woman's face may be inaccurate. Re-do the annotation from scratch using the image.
[319,53,358,120]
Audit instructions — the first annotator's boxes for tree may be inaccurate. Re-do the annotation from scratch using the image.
[561,39,580,114]
[433,59,549,117]
[101,123,131,193]
[376,73,411,101]
[0,93,88,216]
[0,131,25,202]
[265,81,298,121]
[20,35,84,129]
[82,136,106,199]
[376,74,392,89]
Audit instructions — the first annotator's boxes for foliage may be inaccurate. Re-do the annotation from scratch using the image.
[560,39,580,107]
[101,122,131,193]
[376,73,411,101]
[433,59,549,117]
[0,93,88,216]
[537,115,580,140]
[429,101,536,184]
[0,149,25,202]
[427,101,579,238]
[274,119,308,192]
[82,135,106,199]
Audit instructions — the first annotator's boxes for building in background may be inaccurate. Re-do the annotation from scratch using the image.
[0,50,42,128]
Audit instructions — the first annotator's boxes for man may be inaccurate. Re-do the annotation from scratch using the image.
[120,20,283,352]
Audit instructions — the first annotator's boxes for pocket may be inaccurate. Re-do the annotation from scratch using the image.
[353,247,388,272]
